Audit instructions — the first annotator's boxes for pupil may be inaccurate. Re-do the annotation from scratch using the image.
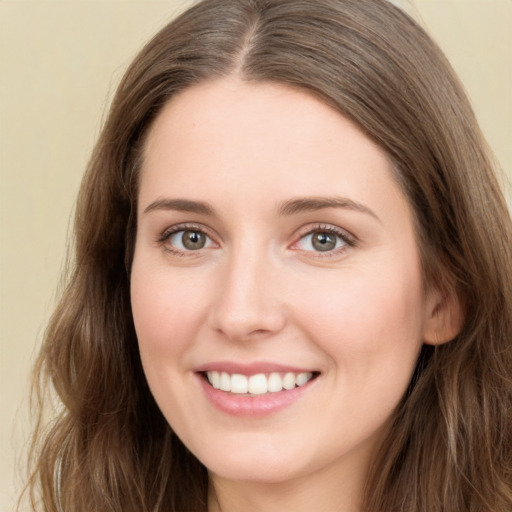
[312,232,336,251]
[182,230,205,250]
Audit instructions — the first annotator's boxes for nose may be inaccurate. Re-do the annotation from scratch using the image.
[208,246,286,342]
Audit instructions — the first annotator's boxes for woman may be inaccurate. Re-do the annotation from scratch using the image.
[26,0,512,511]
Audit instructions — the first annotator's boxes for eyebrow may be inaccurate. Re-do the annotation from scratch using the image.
[278,196,379,221]
[142,195,379,221]
[143,198,216,216]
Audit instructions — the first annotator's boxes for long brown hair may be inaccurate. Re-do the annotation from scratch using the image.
[25,1,512,511]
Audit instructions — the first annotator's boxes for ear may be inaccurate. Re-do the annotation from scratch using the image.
[423,288,464,346]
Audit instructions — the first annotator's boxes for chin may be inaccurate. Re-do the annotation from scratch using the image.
[194,438,311,484]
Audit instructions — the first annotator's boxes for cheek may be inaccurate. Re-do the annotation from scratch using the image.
[293,257,426,373]
[130,264,205,363]
[130,265,207,427]
[295,264,425,440]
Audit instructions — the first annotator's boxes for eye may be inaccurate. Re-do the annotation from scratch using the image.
[295,228,352,253]
[166,228,215,251]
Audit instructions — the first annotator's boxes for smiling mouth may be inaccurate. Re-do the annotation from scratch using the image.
[203,371,319,396]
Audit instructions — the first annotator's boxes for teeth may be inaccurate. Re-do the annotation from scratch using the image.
[219,372,231,391]
[248,374,267,395]
[206,371,314,395]
[210,370,220,389]
[283,372,296,390]
[296,372,309,386]
[231,373,248,394]
[267,372,283,392]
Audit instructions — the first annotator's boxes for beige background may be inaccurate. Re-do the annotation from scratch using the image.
[1,1,510,510]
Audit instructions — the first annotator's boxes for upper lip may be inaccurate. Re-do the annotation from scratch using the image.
[194,361,318,375]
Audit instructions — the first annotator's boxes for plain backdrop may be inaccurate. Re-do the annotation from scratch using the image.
[1,1,511,510]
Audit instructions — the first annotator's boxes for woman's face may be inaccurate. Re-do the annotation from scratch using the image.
[131,78,440,487]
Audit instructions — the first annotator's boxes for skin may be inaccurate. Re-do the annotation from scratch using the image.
[130,77,453,512]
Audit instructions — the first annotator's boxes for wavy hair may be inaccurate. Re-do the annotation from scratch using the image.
[25,0,512,511]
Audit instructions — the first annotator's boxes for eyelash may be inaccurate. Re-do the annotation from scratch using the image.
[156,223,356,257]
[156,223,217,256]
[292,224,356,258]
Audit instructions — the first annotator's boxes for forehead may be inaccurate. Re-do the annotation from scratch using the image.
[143,78,393,185]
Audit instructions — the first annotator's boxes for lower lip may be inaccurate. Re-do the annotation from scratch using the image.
[198,374,317,417]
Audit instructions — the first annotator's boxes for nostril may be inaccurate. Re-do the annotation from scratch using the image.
[248,328,272,337]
